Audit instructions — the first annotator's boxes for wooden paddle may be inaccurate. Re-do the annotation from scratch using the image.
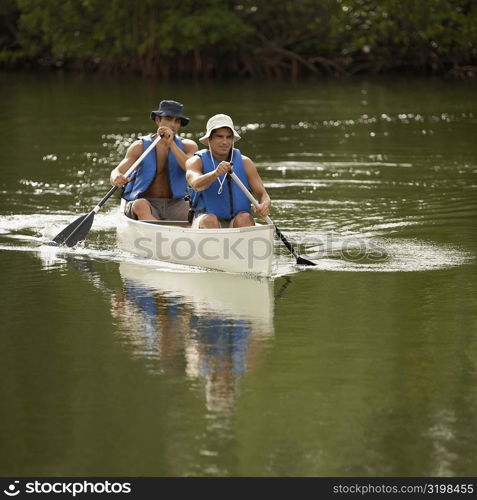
[51,135,161,247]
[229,171,316,266]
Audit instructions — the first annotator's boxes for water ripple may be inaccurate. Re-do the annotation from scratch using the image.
[296,233,473,273]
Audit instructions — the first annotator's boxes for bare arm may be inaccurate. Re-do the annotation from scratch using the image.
[110,140,143,187]
[186,156,232,191]
[243,156,271,217]
[158,127,198,170]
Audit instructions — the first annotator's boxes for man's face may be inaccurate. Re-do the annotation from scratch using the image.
[156,115,182,134]
[209,127,234,158]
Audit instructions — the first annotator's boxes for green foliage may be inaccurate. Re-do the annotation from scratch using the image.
[0,0,20,63]
[0,0,476,77]
[332,0,477,72]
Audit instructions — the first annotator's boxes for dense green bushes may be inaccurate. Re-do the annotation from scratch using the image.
[1,0,476,78]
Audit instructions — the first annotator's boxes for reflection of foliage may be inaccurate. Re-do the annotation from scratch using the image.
[0,0,476,78]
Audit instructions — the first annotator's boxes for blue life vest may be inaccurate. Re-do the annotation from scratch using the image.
[122,135,187,201]
[191,148,252,219]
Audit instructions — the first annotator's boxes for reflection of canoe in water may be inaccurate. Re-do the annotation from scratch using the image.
[117,204,275,277]
[118,262,274,325]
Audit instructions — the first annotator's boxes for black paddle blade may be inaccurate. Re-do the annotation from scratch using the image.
[296,255,317,266]
[52,212,95,247]
[273,225,317,267]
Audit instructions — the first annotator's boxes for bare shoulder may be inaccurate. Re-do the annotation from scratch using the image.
[129,139,144,152]
[241,155,258,171]
[125,139,144,158]
[185,154,203,171]
[182,138,199,152]
[182,138,197,147]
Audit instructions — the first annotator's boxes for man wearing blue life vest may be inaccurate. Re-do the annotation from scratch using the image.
[110,100,198,220]
[185,114,271,228]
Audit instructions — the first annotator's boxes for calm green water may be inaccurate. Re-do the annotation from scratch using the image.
[0,72,476,477]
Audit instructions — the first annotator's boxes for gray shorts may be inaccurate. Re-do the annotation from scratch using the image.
[124,197,189,221]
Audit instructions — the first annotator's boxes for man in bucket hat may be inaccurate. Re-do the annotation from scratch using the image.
[110,100,198,220]
[186,114,271,228]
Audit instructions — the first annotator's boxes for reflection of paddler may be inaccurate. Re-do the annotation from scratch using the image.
[118,262,274,327]
[111,285,191,373]
[114,262,275,411]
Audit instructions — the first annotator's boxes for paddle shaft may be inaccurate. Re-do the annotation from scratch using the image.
[229,171,303,262]
[57,134,161,245]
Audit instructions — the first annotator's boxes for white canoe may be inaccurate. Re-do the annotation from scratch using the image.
[117,205,275,276]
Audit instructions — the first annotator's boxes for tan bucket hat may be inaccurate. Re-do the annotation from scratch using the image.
[199,114,241,145]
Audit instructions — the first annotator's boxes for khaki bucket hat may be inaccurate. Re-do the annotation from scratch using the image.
[199,114,241,145]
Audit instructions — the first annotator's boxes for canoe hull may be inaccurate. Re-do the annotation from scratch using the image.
[117,211,275,276]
